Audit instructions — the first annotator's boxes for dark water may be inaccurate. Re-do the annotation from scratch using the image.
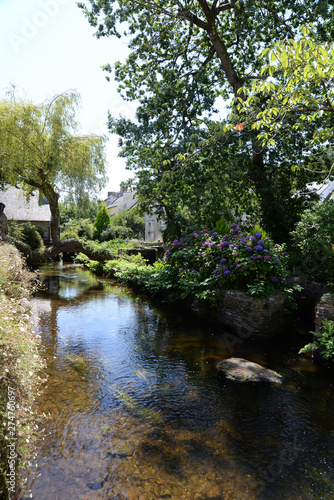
[19,263,334,500]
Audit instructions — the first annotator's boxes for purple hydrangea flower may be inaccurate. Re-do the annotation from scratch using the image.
[236,264,241,269]
[230,265,234,269]
[232,224,237,228]
[243,266,248,270]
[264,255,270,261]
[223,266,228,271]
[183,242,188,246]
[257,255,262,259]
[254,232,262,239]
[271,276,278,282]
[224,270,231,276]
[218,264,222,268]
[274,258,280,263]
[257,240,264,246]
[246,246,252,252]
[283,252,288,256]
[203,229,208,233]
[254,245,263,251]
[220,258,227,263]
[165,249,170,255]
[250,236,256,241]
[220,241,230,248]
[263,249,268,253]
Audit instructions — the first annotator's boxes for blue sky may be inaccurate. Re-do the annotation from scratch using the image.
[0,0,136,197]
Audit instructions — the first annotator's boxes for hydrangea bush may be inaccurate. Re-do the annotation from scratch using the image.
[160,224,289,302]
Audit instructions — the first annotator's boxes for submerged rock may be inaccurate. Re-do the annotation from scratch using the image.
[215,357,284,383]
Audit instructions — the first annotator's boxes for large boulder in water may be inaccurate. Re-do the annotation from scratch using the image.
[216,357,284,383]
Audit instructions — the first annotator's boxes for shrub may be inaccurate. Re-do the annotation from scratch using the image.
[291,200,334,284]
[161,225,289,302]
[7,221,24,241]
[21,224,44,251]
[98,224,290,304]
[74,219,95,240]
[94,204,110,237]
[299,319,334,363]
[99,225,132,241]
[60,229,79,240]
[110,209,145,237]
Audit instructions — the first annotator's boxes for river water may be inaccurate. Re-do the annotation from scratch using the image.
[19,263,334,499]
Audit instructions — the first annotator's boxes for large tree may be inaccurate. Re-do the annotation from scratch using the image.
[79,0,333,240]
[0,90,113,260]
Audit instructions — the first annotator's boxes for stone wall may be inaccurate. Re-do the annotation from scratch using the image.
[314,293,334,332]
[196,290,286,338]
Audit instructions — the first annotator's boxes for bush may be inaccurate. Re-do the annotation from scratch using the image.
[60,229,79,240]
[110,209,145,237]
[7,221,24,241]
[160,224,289,302]
[291,200,334,284]
[22,224,44,251]
[99,225,133,241]
[94,204,110,237]
[299,319,334,363]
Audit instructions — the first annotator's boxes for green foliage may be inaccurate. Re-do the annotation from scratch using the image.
[99,225,133,241]
[60,229,80,240]
[291,200,334,283]
[160,225,289,302]
[0,244,47,497]
[82,223,290,305]
[21,224,44,251]
[251,224,271,240]
[94,204,111,237]
[299,319,334,362]
[216,216,232,236]
[59,198,103,224]
[63,218,95,240]
[80,0,331,243]
[110,209,145,237]
[239,25,334,150]
[7,221,24,241]
[162,211,193,242]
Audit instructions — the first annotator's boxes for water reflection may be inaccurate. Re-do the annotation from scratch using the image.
[19,263,334,500]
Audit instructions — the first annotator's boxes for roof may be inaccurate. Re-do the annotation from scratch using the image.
[0,187,52,222]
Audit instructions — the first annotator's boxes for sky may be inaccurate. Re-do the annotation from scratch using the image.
[0,0,136,198]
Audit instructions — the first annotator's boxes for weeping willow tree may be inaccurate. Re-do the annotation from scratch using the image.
[0,90,113,261]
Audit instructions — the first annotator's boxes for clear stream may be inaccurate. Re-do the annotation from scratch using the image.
[19,263,334,500]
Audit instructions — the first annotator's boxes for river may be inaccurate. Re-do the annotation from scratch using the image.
[19,263,334,499]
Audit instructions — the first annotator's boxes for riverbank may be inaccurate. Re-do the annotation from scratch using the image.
[0,243,47,499]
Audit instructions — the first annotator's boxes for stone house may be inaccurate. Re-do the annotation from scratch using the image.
[104,188,138,217]
[0,186,52,242]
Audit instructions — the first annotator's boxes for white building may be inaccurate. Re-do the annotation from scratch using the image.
[145,211,165,242]
[104,189,138,217]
